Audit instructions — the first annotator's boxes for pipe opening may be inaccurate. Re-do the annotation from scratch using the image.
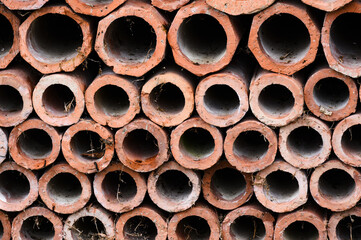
[204,84,240,116]
[80,0,113,5]
[0,85,23,114]
[330,13,361,67]
[210,168,246,201]
[27,14,83,63]
[178,14,227,64]
[149,83,185,114]
[123,129,159,162]
[313,78,349,111]
[0,14,13,58]
[94,85,130,117]
[101,171,137,203]
[283,221,319,240]
[0,170,30,203]
[123,216,157,240]
[258,84,295,116]
[42,84,76,117]
[156,170,192,202]
[18,129,53,159]
[47,173,82,205]
[104,16,156,63]
[287,126,323,158]
[259,13,310,64]
[233,131,269,161]
[230,216,266,240]
[265,171,299,202]
[176,216,211,240]
[70,131,105,161]
[341,125,361,158]
[179,128,215,160]
[21,216,55,240]
[318,169,355,200]
[336,215,361,240]
[71,216,106,240]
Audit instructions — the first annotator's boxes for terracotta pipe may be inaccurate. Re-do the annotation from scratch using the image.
[301,0,351,12]
[66,0,127,17]
[206,0,275,15]
[328,207,361,240]
[0,0,49,10]
[0,211,10,240]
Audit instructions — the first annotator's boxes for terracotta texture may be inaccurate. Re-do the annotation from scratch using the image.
[170,117,223,170]
[0,211,10,240]
[39,163,92,214]
[115,205,167,240]
[249,70,304,127]
[115,118,169,172]
[249,1,320,75]
[19,5,92,74]
[85,72,140,128]
[94,162,147,213]
[9,119,61,170]
[332,113,361,167]
[221,204,275,240]
[63,205,115,240]
[33,72,86,127]
[202,161,253,210]
[0,68,35,127]
[196,69,249,127]
[95,0,168,77]
[322,1,361,78]
[274,207,327,240]
[328,207,361,240]
[302,0,351,12]
[279,115,332,169]
[224,119,277,173]
[152,0,190,11]
[148,161,201,212]
[66,0,127,17]
[310,159,361,212]
[253,160,308,213]
[1,0,49,10]
[141,69,194,127]
[0,161,38,212]
[0,128,7,165]
[168,0,241,76]
[206,0,275,15]
[168,204,220,240]
[11,207,63,240]
[0,5,19,69]
[62,120,114,174]
[304,67,358,122]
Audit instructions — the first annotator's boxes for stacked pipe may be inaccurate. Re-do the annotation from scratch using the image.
[0,0,361,239]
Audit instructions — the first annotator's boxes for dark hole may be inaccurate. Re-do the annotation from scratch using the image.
[336,215,361,240]
[0,85,23,113]
[149,83,185,114]
[0,170,30,203]
[42,84,75,117]
[287,127,323,158]
[123,129,159,161]
[27,14,83,63]
[204,85,240,115]
[123,216,158,240]
[331,13,361,67]
[176,216,211,240]
[71,217,106,240]
[104,16,156,63]
[230,216,266,240]
[179,128,215,160]
[210,168,246,201]
[233,131,269,161]
[258,84,295,116]
[94,85,130,117]
[70,131,105,161]
[156,170,192,202]
[0,220,3,239]
[47,173,82,205]
[319,169,355,199]
[178,14,227,64]
[283,221,319,240]
[265,171,299,202]
[18,129,53,159]
[0,14,14,57]
[259,14,310,63]
[341,125,361,158]
[21,216,55,240]
[102,171,137,202]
